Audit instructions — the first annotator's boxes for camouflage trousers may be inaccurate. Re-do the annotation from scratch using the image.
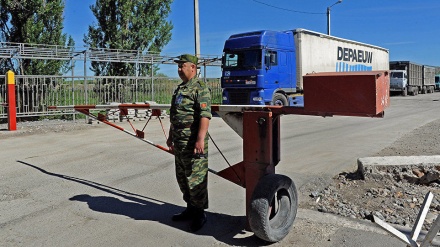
[173,140,209,210]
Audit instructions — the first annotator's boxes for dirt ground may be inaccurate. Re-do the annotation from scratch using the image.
[299,119,440,231]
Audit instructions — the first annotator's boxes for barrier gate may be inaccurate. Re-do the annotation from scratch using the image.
[49,71,390,242]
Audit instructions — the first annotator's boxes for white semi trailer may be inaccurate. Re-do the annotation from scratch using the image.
[221,28,390,105]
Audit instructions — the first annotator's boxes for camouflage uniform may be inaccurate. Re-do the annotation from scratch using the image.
[170,78,211,210]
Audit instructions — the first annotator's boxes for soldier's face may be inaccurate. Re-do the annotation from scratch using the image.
[177,62,195,82]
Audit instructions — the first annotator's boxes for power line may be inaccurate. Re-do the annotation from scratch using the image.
[252,0,325,15]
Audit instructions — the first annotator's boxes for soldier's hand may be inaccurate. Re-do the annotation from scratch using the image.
[194,140,204,155]
[166,138,174,152]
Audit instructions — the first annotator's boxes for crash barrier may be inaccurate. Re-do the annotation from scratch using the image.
[0,74,222,120]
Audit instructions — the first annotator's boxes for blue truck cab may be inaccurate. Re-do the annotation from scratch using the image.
[221,30,296,105]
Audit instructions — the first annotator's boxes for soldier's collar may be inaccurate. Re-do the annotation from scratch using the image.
[179,77,197,87]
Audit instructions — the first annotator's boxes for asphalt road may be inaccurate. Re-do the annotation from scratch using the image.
[1,93,440,246]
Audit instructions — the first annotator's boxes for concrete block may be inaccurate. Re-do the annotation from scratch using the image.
[357,156,440,180]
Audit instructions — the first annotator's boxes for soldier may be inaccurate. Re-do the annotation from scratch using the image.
[166,54,211,232]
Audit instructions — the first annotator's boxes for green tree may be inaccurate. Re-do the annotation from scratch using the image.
[0,0,74,75]
[84,0,173,76]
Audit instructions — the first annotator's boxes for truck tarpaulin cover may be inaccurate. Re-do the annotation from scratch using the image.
[303,71,390,116]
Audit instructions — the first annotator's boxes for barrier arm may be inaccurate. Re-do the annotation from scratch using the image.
[49,70,390,243]
[48,104,172,154]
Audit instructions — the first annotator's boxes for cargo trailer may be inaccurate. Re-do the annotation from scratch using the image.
[389,61,421,96]
[423,65,436,93]
[221,29,390,106]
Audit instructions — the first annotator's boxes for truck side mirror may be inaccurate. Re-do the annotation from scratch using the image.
[270,53,276,64]
[265,54,271,70]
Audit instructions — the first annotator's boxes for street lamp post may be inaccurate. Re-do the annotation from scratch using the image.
[327,0,342,35]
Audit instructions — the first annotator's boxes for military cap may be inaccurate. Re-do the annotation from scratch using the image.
[174,54,198,65]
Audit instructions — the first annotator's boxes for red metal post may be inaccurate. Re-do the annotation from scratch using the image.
[214,110,282,228]
[242,111,277,227]
[6,70,16,131]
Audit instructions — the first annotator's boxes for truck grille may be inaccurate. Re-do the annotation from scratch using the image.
[229,91,250,105]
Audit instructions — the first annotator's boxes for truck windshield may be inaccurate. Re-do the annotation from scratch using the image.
[390,72,404,79]
[223,50,262,70]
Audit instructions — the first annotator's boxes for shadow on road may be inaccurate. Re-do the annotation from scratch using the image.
[17,160,269,246]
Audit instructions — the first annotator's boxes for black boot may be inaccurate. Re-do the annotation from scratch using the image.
[172,206,194,221]
[190,208,207,232]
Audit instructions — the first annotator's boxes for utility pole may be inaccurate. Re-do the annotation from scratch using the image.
[194,0,200,57]
[194,0,201,77]
[194,0,200,76]
[194,0,201,78]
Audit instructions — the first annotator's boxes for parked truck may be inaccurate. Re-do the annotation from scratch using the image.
[221,28,390,106]
[423,65,436,93]
[389,61,436,96]
[435,74,440,91]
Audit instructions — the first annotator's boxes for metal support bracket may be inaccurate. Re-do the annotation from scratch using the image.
[374,192,440,247]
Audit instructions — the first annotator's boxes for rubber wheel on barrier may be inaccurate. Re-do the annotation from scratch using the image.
[249,174,298,242]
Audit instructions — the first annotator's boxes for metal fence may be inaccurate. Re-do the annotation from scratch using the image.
[0,75,222,119]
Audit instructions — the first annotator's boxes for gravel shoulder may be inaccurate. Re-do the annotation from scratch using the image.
[299,118,440,231]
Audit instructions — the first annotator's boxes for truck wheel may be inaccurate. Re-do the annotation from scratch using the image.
[273,93,288,106]
[402,89,407,96]
[411,88,417,96]
[422,86,426,94]
[249,174,298,242]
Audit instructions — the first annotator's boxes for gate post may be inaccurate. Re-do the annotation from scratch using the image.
[6,70,16,131]
[242,111,276,228]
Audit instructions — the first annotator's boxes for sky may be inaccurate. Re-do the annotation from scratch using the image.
[63,0,440,77]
